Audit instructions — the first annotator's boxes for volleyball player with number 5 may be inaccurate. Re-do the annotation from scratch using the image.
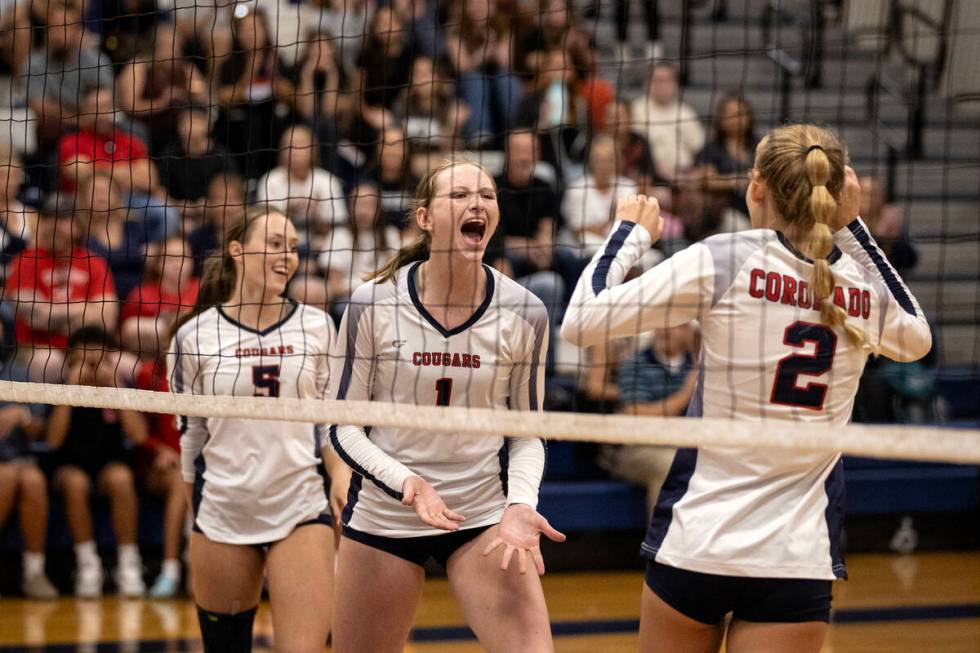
[562,125,931,652]
[167,208,348,653]
[329,160,566,653]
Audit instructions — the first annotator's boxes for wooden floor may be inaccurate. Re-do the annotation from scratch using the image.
[0,552,977,651]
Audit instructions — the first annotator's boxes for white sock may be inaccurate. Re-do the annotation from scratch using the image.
[161,559,181,581]
[23,552,45,577]
[75,541,99,567]
[118,543,141,567]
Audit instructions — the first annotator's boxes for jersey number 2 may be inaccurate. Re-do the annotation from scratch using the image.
[770,321,837,411]
[435,378,453,406]
[253,365,281,397]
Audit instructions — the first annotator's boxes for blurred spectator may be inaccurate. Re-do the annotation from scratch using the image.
[121,235,198,357]
[291,29,349,181]
[630,62,705,182]
[315,0,373,74]
[612,0,660,63]
[355,5,414,113]
[446,0,523,145]
[395,57,469,154]
[4,195,118,383]
[188,171,247,275]
[158,106,238,204]
[317,182,400,306]
[859,175,918,274]
[515,48,582,132]
[0,145,35,271]
[93,0,167,66]
[47,327,147,598]
[518,0,610,132]
[561,135,637,256]
[132,354,187,599]
[0,320,58,600]
[256,124,348,252]
[599,323,697,514]
[23,5,114,148]
[389,0,444,61]
[116,25,210,155]
[494,130,560,278]
[0,0,37,156]
[58,87,158,197]
[597,98,661,192]
[365,127,420,231]
[77,171,163,301]
[213,4,295,180]
[672,176,750,242]
[694,92,757,218]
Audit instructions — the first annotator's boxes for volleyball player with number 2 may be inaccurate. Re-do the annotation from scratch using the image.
[329,160,566,653]
[168,208,348,653]
[562,125,932,653]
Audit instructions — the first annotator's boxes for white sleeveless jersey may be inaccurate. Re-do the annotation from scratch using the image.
[330,262,548,538]
[562,218,931,580]
[168,302,337,545]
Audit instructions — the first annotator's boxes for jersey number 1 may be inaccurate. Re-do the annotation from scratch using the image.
[435,378,453,406]
[770,321,837,411]
[253,365,281,397]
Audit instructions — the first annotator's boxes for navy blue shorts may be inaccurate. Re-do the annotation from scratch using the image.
[645,561,833,625]
[343,525,492,568]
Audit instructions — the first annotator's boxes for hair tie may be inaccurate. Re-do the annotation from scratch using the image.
[806,145,824,155]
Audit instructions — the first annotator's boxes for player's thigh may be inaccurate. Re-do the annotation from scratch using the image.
[639,584,725,653]
[54,465,91,497]
[726,619,827,653]
[446,527,553,653]
[188,531,265,613]
[265,524,335,653]
[332,534,424,653]
[96,462,135,496]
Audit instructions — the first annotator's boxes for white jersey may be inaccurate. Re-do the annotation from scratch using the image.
[330,262,548,538]
[168,302,337,545]
[563,218,931,580]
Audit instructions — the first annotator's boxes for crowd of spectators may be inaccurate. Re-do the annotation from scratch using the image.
[0,0,919,600]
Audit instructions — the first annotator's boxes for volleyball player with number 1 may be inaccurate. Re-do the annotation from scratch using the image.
[562,125,932,653]
[167,208,348,653]
[329,160,566,653]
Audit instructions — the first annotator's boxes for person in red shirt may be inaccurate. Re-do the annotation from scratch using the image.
[121,235,199,358]
[4,195,119,383]
[58,87,158,195]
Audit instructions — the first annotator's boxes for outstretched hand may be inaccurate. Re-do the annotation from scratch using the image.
[615,194,663,243]
[482,504,567,576]
[402,475,466,531]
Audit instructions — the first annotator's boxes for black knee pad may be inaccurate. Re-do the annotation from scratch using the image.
[196,605,257,653]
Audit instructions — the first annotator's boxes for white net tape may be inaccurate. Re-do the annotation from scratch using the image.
[1,380,978,465]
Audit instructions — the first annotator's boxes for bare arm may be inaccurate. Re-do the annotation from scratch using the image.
[622,368,698,417]
[119,410,148,446]
[46,404,72,449]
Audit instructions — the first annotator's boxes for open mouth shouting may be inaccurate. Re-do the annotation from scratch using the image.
[459,217,488,247]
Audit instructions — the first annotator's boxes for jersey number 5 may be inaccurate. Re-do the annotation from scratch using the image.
[770,321,838,411]
[253,365,281,397]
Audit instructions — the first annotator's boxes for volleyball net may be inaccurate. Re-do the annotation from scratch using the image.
[0,0,978,475]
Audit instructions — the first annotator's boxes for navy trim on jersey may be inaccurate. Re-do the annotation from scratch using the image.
[641,447,698,560]
[775,231,842,265]
[335,300,370,400]
[592,221,635,295]
[407,262,496,338]
[343,472,363,525]
[823,458,848,579]
[329,424,403,500]
[313,425,330,502]
[497,441,509,496]
[192,452,206,519]
[845,220,916,315]
[217,300,299,336]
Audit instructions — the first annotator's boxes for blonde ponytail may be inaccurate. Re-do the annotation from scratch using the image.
[756,125,866,346]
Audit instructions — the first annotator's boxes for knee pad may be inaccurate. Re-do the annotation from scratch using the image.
[196,605,257,653]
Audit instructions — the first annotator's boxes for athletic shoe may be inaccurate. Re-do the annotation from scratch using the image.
[75,563,103,599]
[115,561,146,598]
[22,571,59,600]
[148,574,179,599]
